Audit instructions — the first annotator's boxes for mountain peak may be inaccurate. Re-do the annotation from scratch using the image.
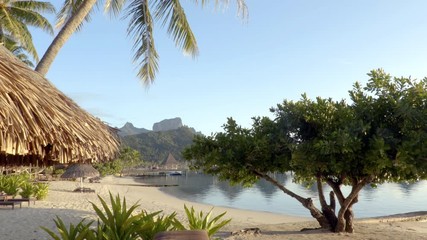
[118,122,149,136]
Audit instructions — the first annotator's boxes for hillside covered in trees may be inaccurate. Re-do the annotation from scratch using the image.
[121,126,197,163]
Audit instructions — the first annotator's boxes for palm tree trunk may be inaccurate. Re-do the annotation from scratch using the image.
[35,0,97,75]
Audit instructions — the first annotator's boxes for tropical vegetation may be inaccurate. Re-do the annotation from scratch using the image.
[0,0,55,64]
[35,0,248,85]
[122,126,196,163]
[0,174,48,199]
[42,192,231,240]
[94,147,142,176]
[183,69,427,233]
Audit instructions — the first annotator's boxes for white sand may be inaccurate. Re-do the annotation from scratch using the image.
[0,176,426,240]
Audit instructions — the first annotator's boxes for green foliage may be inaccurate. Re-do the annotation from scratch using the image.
[54,169,66,176]
[20,182,35,198]
[34,182,49,200]
[0,175,26,197]
[183,69,427,232]
[116,147,142,174]
[41,217,93,240]
[90,193,145,240]
[182,205,231,237]
[42,193,231,239]
[94,147,142,176]
[0,1,55,62]
[136,211,179,240]
[122,126,197,163]
[94,160,123,177]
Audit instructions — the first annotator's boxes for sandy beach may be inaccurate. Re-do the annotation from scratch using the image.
[0,176,426,240]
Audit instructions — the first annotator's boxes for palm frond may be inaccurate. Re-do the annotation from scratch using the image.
[153,0,199,58]
[1,18,39,61]
[191,0,248,19]
[11,1,56,14]
[56,0,97,31]
[8,6,54,34]
[3,38,35,67]
[104,0,126,17]
[126,0,159,85]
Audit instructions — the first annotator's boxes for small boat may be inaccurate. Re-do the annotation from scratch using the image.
[168,171,183,176]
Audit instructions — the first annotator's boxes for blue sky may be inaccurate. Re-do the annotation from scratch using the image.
[31,0,427,135]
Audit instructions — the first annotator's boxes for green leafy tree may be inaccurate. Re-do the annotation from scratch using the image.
[183,69,427,233]
[116,147,142,175]
[94,147,142,176]
[0,0,55,63]
[35,0,247,84]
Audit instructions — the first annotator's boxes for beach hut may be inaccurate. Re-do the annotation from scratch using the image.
[162,153,180,170]
[0,45,120,167]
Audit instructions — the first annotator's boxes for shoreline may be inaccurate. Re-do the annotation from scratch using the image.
[0,176,425,240]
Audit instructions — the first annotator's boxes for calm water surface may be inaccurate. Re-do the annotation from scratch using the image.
[133,172,427,218]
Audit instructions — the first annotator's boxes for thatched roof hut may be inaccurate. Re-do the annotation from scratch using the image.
[162,153,180,169]
[0,45,119,166]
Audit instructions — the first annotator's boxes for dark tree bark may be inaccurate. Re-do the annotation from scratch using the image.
[317,176,337,230]
[252,169,332,229]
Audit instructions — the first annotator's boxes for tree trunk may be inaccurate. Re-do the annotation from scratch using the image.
[35,0,97,75]
[333,177,370,233]
[344,206,355,233]
[251,169,331,229]
[344,195,358,233]
[317,177,337,230]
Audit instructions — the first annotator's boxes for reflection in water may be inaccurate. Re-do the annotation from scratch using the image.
[214,180,244,201]
[133,172,427,218]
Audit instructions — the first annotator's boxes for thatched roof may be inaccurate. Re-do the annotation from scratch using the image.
[61,164,100,179]
[0,45,119,165]
[162,153,179,167]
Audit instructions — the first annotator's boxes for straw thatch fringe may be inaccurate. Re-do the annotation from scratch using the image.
[0,45,119,165]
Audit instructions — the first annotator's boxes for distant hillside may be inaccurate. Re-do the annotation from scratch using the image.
[118,122,150,136]
[153,117,182,132]
[121,126,197,163]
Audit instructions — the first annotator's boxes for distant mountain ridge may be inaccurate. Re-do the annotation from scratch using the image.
[118,122,150,136]
[121,126,196,163]
[118,117,194,136]
[118,118,201,163]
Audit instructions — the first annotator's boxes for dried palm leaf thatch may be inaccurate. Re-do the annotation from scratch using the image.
[0,45,119,165]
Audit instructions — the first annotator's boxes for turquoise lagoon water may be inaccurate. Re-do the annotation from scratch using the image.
[133,172,427,218]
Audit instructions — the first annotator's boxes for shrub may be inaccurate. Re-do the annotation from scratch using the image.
[20,182,34,198]
[41,217,93,240]
[3,175,26,197]
[34,182,49,200]
[181,204,231,237]
[42,193,231,239]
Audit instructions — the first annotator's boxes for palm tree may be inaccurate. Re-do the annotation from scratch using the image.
[0,0,55,63]
[1,34,34,66]
[35,0,247,85]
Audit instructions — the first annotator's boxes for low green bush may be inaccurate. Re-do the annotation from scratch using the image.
[20,182,34,198]
[34,182,49,200]
[1,175,26,197]
[42,192,231,239]
[181,204,232,237]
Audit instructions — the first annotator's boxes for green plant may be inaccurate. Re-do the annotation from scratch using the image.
[182,205,231,237]
[136,211,178,240]
[90,192,146,240]
[34,182,49,200]
[41,216,93,240]
[41,193,230,240]
[0,175,7,193]
[3,175,26,197]
[20,182,34,198]
[53,169,65,176]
